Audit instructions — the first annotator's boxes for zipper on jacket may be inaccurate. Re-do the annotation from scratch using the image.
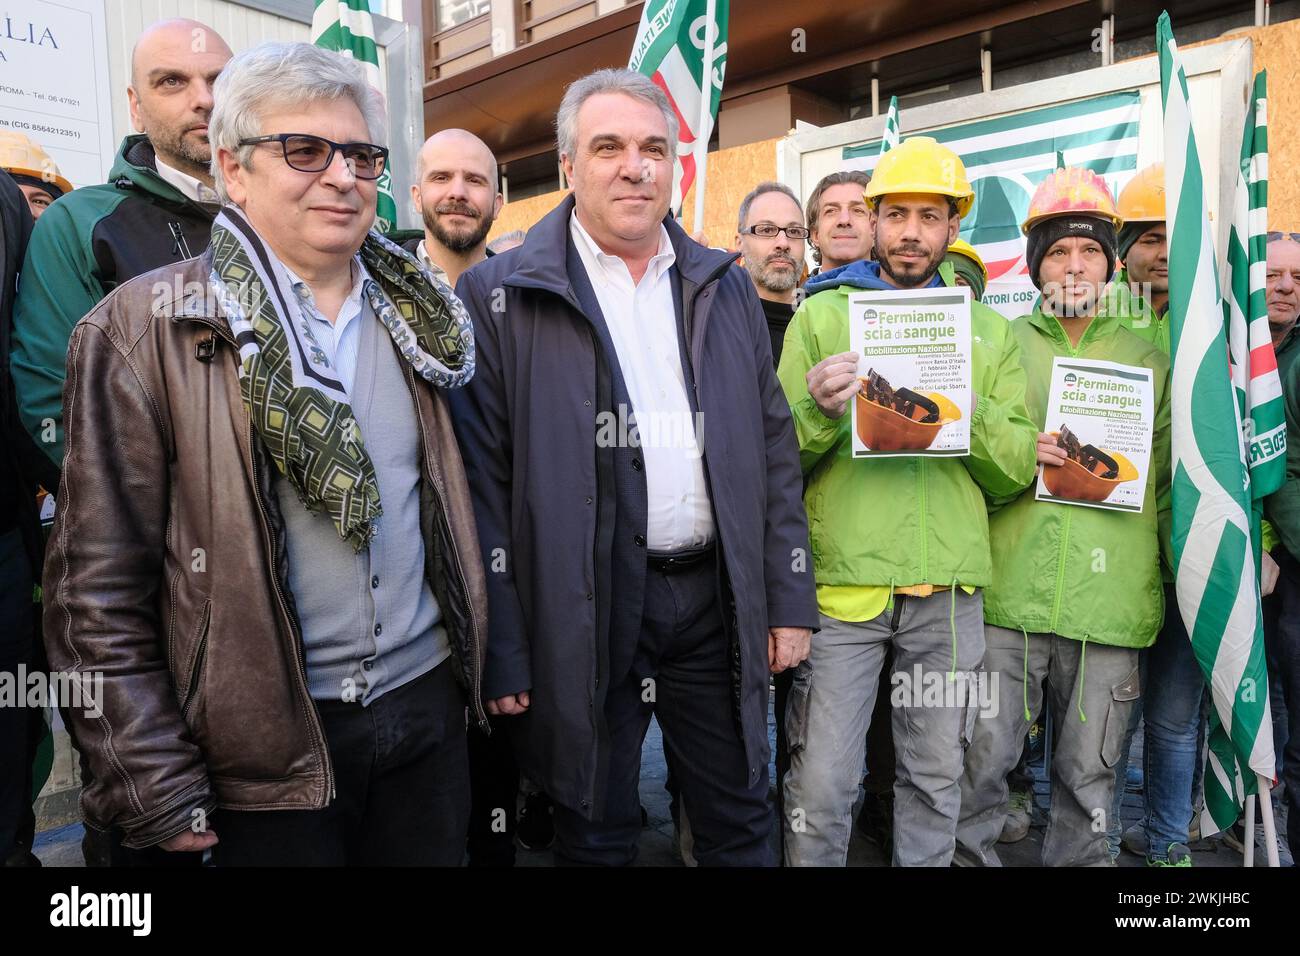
[1047,311,1087,634]
[402,366,487,728]
[180,603,211,721]
[169,222,192,259]
[918,458,929,582]
[1049,508,1072,633]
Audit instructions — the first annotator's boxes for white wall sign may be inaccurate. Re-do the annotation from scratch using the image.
[0,0,115,188]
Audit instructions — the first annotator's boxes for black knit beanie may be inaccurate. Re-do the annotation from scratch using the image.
[1117,220,1160,263]
[1026,214,1117,290]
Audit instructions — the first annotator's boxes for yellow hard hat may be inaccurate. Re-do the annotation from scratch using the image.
[1116,163,1165,224]
[1021,166,1122,235]
[864,137,975,219]
[0,131,73,197]
[945,237,988,284]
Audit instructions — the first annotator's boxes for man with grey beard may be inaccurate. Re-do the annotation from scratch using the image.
[408,128,503,288]
[734,182,808,366]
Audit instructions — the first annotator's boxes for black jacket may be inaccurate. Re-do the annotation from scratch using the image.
[449,195,817,817]
[0,171,42,576]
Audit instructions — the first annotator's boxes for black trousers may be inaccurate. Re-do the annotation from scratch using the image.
[466,714,520,866]
[553,555,775,866]
[211,660,469,866]
[0,527,37,860]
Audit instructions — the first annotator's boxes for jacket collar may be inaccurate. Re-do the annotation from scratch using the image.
[1028,300,1120,349]
[803,258,946,298]
[161,246,228,332]
[1275,320,1300,360]
[505,193,738,298]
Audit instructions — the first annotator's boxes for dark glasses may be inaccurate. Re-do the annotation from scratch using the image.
[239,133,388,180]
[743,223,811,240]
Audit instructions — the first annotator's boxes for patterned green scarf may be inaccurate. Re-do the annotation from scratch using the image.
[209,205,475,551]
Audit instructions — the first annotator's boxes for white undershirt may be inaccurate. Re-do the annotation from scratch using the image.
[153,155,220,205]
[568,211,714,552]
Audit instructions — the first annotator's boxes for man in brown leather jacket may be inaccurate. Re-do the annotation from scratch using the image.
[42,42,487,866]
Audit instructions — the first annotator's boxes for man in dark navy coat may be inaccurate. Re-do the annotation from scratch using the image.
[451,68,817,866]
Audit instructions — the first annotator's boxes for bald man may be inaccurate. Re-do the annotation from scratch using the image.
[9,18,231,867]
[407,129,503,288]
[12,18,232,475]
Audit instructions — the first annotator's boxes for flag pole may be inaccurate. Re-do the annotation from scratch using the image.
[1243,791,1255,866]
[691,0,717,234]
[1257,775,1281,866]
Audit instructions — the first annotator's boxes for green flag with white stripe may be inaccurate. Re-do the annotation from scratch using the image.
[312,0,397,232]
[1159,11,1275,838]
[1225,70,1284,510]
[880,95,900,155]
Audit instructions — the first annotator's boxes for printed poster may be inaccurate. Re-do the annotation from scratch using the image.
[1035,357,1154,512]
[848,286,972,458]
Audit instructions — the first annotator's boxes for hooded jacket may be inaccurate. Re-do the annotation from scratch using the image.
[778,259,1037,592]
[1105,269,1171,354]
[10,135,215,472]
[983,306,1172,648]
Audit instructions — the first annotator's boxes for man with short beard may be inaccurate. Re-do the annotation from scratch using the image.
[407,128,521,867]
[778,137,1036,866]
[734,181,807,366]
[407,129,502,289]
[11,17,232,476]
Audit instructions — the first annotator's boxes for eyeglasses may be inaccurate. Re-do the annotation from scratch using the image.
[238,134,389,180]
[743,223,810,240]
[1268,231,1300,243]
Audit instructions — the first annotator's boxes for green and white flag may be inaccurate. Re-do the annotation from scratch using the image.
[1225,70,1285,512]
[844,92,1140,281]
[880,95,900,155]
[629,0,729,216]
[312,0,397,233]
[1159,10,1275,837]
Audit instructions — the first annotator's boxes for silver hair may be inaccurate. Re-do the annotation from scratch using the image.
[208,41,388,203]
[555,68,679,161]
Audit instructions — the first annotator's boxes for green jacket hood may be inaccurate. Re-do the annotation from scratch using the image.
[108,135,201,209]
[777,275,1038,590]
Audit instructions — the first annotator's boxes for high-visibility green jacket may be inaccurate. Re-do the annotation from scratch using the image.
[1105,270,1171,354]
[778,261,1037,590]
[983,306,1172,647]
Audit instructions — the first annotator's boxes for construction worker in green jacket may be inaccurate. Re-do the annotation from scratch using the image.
[955,167,1172,868]
[1106,162,1171,352]
[777,137,1037,867]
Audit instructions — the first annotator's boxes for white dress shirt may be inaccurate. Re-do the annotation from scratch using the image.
[153,155,221,205]
[284,259,370,396]
[569,211,714,552]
